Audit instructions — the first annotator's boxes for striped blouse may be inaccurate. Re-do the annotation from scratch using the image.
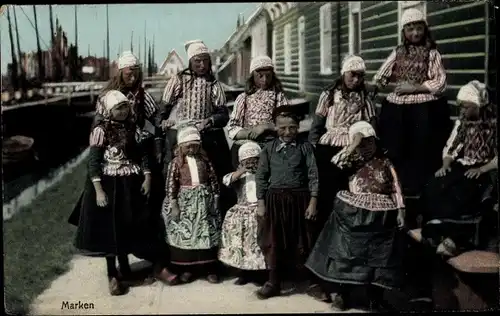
[373,49,446,105]
[312,88,376,147]
[227,89,288,141]
[161,74,226,122]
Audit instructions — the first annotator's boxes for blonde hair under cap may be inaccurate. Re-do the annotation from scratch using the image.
[401,8,426,27]
[177,126,201,145]
[341,55,366,75]
[250,56,274,74]
[185,40,210,60]
[456,80,489,108]
[103,90,129,113]
[118,51,139,70]
[238,141,261,162]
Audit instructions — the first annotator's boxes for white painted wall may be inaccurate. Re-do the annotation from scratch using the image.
[251,17,268,59]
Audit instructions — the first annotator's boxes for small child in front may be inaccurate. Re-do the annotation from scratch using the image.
[219,141,267,285]
[255,105,320,299]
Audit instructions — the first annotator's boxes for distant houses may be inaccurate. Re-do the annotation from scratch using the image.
[157,49,185,78]
[216,1,496,117]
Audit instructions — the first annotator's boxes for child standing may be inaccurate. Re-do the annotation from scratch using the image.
[72,90,152,295]
[255,105,319,299]
[373,8,447,197]
[227,55,289,169]
[219,141,267,285]
[305,121,406,312]
[163,126,222,284]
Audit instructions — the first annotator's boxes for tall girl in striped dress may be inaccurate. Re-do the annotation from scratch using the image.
[227,55,289,169]
[373,8,447,197]
[72,90,153,295]
[308,55,376,233]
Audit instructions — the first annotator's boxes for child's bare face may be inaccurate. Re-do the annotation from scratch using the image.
[276,116,299,143]
[253,68,273,89]
[182,141,201,156]
[110,102,130,121]
[241,157,259,171]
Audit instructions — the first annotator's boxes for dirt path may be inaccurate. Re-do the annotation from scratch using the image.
[30,255,366,315]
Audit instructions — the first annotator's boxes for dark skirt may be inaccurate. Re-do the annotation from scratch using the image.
[305,198,404,289]
[420,163,493,244]
[169,247,219,266]
[71,174,150,257]
[378,97,451,196]
[314,144,349,225]
[258,188,317,271]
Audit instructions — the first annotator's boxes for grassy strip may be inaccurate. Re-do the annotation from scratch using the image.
[3,158,87,315]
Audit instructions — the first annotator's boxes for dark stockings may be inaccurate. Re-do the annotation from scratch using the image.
[106,257,119,278]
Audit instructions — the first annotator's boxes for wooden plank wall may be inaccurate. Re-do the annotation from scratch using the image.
[271,6,300,98]
[270,1,493,116]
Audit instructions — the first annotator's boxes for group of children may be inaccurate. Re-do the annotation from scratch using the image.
[68,7,497,312]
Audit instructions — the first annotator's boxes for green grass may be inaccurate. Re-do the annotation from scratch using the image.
[3,159,87,315]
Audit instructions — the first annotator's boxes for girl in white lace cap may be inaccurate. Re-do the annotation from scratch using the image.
[70,90,153,296]
[306,121,405,312]
[227,55,289,168]
[308,54,377,246]
[219,141,267,285]
[162,126,222,284]
[373,7,447,197]
[160,40,234,217]
[420,81,497,256]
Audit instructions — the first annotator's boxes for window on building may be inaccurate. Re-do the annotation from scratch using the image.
[398,1,427,44]
[284,23,292,75]
[319,3,332,75]
[272,29,277,63]
[348,2,361,55]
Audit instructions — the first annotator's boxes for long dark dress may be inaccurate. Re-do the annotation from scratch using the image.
[91,88,170,264]
[420,115,497,246]
[71,123,152,257]
[308,87,376,226]
[374,45,448,196]
[255,138,319,280]
[160,72,234,214]
[227,89,288,169]
[306,150,406,290]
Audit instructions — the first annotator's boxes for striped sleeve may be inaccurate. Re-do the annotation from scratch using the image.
[373,49,397,87]
[442,119,463,160]
[95,96,105,115]
[89,126,106,147]
[212,81,227,107]
[362,95,377,121]
[276,91,290,107]
[143,90,159,119]
[422,50,447,95]
[388,161,405,209]
[161,75,182,106]
[315,91,330,117]
[227,93,247,140]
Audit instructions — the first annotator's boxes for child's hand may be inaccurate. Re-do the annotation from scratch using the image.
[235,166,248,178]
[96,189,108,207]
[171,201,181,221]
[141,178,151,197]
[305,204,318,221]
[256,205,266,217]
[161,119,175,131]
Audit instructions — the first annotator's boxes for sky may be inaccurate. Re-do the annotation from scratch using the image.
[0,3,258,75]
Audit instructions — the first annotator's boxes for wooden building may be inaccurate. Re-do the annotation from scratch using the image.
[157,49,185,78]
[220,1,496,117]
